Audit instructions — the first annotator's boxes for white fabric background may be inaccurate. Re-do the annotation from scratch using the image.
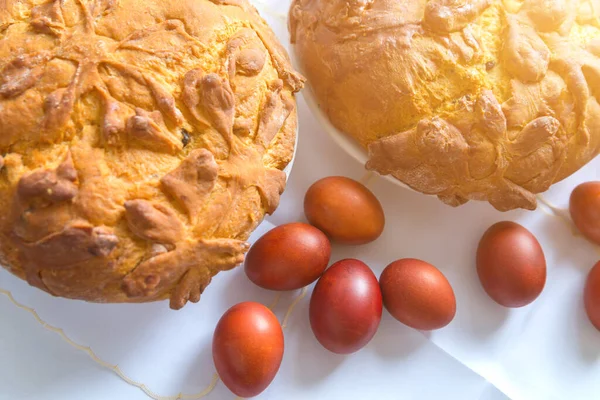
[1,1,599,399]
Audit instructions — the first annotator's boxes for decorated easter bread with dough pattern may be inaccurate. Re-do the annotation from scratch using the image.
[0,0,303,308]
[290,0,600,211]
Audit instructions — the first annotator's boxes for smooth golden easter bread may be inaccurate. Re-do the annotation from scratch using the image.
[0,0,303,308]
[290,0,600,211]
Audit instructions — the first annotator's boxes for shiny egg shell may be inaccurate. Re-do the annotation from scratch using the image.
[213,302,283,398]
[380,258,456,330]
[309,259,382,354]
[245,223,331,290]
[304,176,385,245]
[476,221,546,308]
[585,261,600,331]
[570,182,600,245]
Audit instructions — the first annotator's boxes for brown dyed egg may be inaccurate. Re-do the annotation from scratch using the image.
[570,182,600,245]
[476,221,546,308]
[213,302,283,398]
[304,176,385,245]
[309,259,382,354]
[584,261,600,332]
[245,223,331,291]
[379,259,456,330]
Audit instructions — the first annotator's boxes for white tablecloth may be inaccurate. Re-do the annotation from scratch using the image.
[1,2,599,399]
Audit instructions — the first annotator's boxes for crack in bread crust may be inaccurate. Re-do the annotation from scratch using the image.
[291,0,600,211]
[0,0,304,308]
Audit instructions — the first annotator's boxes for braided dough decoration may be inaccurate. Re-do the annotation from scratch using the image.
[0,0,303,308]
[290,0,600,211]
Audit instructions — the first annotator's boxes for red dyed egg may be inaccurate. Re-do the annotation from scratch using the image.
[309,259,382,354]
[245,223,331,290]
[570,182,600,245]
[213,302,283,397]
[380,258,456,330]
[476,221,546,308]
[585,261,600,332]
[304,176,385,245]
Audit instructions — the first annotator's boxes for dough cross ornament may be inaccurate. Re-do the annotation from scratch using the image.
[0,0,303,308]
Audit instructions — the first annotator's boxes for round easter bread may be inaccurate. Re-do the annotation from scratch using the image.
[0,0,303,309]
[290,0,600,211]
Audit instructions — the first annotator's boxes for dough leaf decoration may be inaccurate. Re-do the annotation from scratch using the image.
[506,116,568,193]
[502,78,556,129]
[41,80,80,143]
[182,69,236,144]
[182,68,212,129]
[124,200,183,245]
[255,168,287,215]
[12,152,79,245]
[126,108,183,153]
[255,80,295,150]
[503,16,550,83]
[199,74,236,144]
[0,52,51,98]
[122,238,249,309]
[160,149,219,221]
[476,90,507,140]
[226,28,267,79]
[17,151,78,205]
[25,222,118,268]
[30,0,65,36]
[21,221,118,292]
[98,89,129,146]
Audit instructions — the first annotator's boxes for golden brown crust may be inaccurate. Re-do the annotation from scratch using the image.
[290,0,600,211]
[0,0,303,308]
